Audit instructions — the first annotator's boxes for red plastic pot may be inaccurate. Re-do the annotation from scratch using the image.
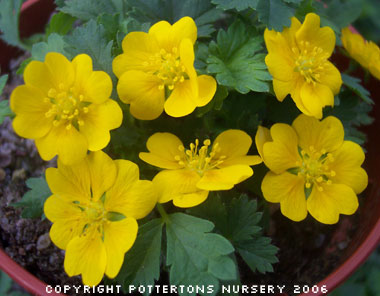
[0,1,379,296]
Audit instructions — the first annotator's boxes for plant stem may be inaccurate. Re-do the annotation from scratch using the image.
[156,203,169,223]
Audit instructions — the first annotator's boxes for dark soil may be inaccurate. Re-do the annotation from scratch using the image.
[0,55,362,296]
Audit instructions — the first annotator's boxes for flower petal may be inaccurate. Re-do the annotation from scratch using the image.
[255,126,272,160]
[292,114,344,153]
[72,54,92,91]
[300,82,334,119]
[44,52,75,90]
[307,183,358,224]
[80,99,122,151]
[139,132,185,169]
[105,160,157,219]
[164,79,197,117]
[23,60,55,94]
[265,53,295,82]
[64,229,107,286]
[44,195,85,249]
[295,13,335,57]
[273,79,296,102]
[87,151,117,201]
[117,70,164,120]
[83,71,113,104]
[196,75,217,107]
[330,141,368,194]
[104,217,138,278]
[317,61,342,95]
[213,129,253,159]
[262,172,307,222]
[173,190,209,208]
[152,169,201,204]
[196,165,253,191]
[263,124,300,174]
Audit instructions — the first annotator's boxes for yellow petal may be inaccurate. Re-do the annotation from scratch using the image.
[72,54,92,92]
[262,172,307,222]
[273,79,296,102]
[36,124,88,165]
[45,162,91,200]
[117,70,164,120]
[330,141,368,194]
[139,132,185,169]
[149,17,197,51]
[179,38,197,81]
[292,114,344,153]
[44,195,85,249]
[164,79,197,117]
[44,52,75,90]
[12,113,52,139]
[300,82,334,119]
[114,32,159,78]
[213,129,253,159]
[105,160,157,219]
[83,71,113,104]
[104,217,138,278]
[307,183,358,224]
[262,124,300,173]
[173,190,209,208]
[196,75,217,107]
[220,156,262,167]
[64,228,107,286]
[196,165,253,191]
[265,53,295,82]
[317,61,342,95]
[87,151,117,201]
[80,99,122,151]
[152,169,201,204]
[296,13,335,57]
[23,61,55,94]
[255,126,271,160]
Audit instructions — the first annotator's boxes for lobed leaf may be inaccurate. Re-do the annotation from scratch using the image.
[341,73,373,104]
[0,0,24,49]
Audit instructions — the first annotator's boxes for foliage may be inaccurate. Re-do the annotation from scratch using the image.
[0,74,13,125]
[12,177,51,219]
[0,271,29,296]
[0,0,25,50]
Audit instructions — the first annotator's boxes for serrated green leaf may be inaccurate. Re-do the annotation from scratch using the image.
[115,219,162,295]
[166,213,236,296]
[0,0,25,50]
[237,237,279,273]
[59,0,126,21]
[0,99,13,125]
[31,33,69,62]
[12,177,51,219]
[128,0,221,37]
[46,12,76,37]
[208,256,237,281]
[342,73,373,104]
[65,20,114,80]
[211,0,259,11]
[207,21,271,94]
[256,0,295,31]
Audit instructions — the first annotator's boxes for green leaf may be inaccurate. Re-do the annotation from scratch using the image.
[31,33,69,62]
[166,213,236,295]
[128,0,221,37]
[207,21,271,94]
[65,20,114,79]
[59,0,125,21]
[322,0,363,30]
[341,73,373,104]
[0,100,12,125]
[45,12,76,37]
[196,85,229,117]
[12,177,51,219]
[115,219,162,293]
[0,0,25,49]
[237,237,279,273]
[0,74,8,94]
[256,0,295,31]
[0,271,12,295]
[211,0,259,11]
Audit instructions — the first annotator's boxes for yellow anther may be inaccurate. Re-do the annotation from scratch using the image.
[330,170,336,177]
[317,176,323,182]
[61,114,68,119]
[66,124,72,130]
[168,84,174,90]
[305,182,311,189]
[79,95,84,101]
[203,139,211,146]
[48,88,57,98]
[63,109,70,114]
[179,76,185,83]
[158,84,165,90]
[178,145,185,152]
[326,180,332,185]
[74,109,79,115]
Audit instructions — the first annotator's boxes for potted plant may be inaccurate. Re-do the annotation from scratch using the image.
[1,1,379,296]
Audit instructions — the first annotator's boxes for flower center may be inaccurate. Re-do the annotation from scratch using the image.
[174,139,226,176]
[293,41,329,85]
[295,146,336,192]
[145,48,187,91]
[44,83,91,130]
[84,200,107,222]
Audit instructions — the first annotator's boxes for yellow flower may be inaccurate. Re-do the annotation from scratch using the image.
[112,16,216,120]
[10,52,122,165]
[264,13,342,119]
[44,151,157,286]
[255,114,368,224]
[341,27,380,80]
[139,130,262,208]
